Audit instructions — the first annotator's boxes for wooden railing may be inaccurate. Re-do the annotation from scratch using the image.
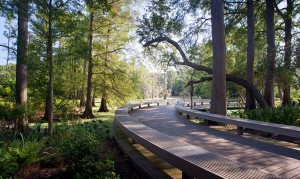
[114,102,282,179]
[176,103,300,138]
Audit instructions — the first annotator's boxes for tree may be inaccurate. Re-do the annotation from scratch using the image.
[274,0,297,105]
[264,0,276,107]
[16,0,29,133]
[139,0,271,108]
[245,0,256,109]
[82,1,95,118]
[210,0,227,115]
[31,0,83,133]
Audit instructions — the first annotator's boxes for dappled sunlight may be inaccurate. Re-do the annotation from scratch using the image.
[130,105,300,167]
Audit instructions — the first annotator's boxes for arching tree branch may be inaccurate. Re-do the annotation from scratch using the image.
[143,36,269,108]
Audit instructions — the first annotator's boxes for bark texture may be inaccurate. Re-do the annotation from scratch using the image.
[80,57,87,107]
[210,0,227,115]
[44,0,54,135]
[98,95,109,112]
[264,0,276,107]
[282,0,292,105]
[245,0,256,109]
[83,11,95,118]
[16,0,29,133]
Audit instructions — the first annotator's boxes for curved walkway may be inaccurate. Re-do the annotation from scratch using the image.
[129,104,300,179]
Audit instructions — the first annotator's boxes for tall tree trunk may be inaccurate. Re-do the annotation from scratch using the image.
[282,0,292,105]
[92,88,96,107]
[80,57,87,107]
[210,0,227,115]
[264,0,276,107]
[16,0,29,133]
[98,94,109,112]
[83,11,95,118]
[44,0,54,135]
[245,0,256,109]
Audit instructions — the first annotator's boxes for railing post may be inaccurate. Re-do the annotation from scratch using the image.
[237,126,243,135]
[182,172,193,179]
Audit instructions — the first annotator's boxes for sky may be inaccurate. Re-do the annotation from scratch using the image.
[0,17,9,65]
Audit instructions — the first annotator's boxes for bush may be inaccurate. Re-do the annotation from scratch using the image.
[52,121,116,178]
[0,134,42,178]
[235,105,300,126]
[0,102,26,122]
[0,102,14,121]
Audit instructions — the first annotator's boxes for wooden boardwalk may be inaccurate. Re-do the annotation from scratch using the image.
[129,104,300,179]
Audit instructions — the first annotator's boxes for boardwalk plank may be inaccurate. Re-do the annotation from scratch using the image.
[129,104,300,179]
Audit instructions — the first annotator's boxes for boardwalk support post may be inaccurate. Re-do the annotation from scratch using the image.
[182,172,193,179]
[237,126,243,135]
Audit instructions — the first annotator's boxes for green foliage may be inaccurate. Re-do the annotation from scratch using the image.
[234,105,300,126]
[0,65,16,101]
[137,0,183,43]
[0,102,27,122]
[52,121,116,177]
[0,134,42,178]
[0,101,14,121]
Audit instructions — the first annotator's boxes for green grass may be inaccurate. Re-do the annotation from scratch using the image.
[28,106,116,133]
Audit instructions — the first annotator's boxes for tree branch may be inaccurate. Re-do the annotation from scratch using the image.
[143,36,269,108]
[0,44,16,51]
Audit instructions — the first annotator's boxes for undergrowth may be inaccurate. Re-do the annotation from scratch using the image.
[232,105,300,126]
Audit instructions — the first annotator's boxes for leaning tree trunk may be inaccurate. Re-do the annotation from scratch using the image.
[210,0,227,115]
[282,0,292,105]
[98,94,109,112]
[264,0,276,108]
[245,0,256,109]
[16,0,29,134]
[83,11,95,118]
[44,0,54,135]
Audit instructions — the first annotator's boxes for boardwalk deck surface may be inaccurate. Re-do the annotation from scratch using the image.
[129,104,300,179]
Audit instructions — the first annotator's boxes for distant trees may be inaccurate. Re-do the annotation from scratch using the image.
[0,0,142,132]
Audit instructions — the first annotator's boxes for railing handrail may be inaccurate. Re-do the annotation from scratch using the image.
[114,102,282,179]
[175,102,300,138]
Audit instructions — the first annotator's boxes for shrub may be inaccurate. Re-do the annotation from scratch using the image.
[235,105,300,126]
[53,121,116,177]
[0,134,42,178]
